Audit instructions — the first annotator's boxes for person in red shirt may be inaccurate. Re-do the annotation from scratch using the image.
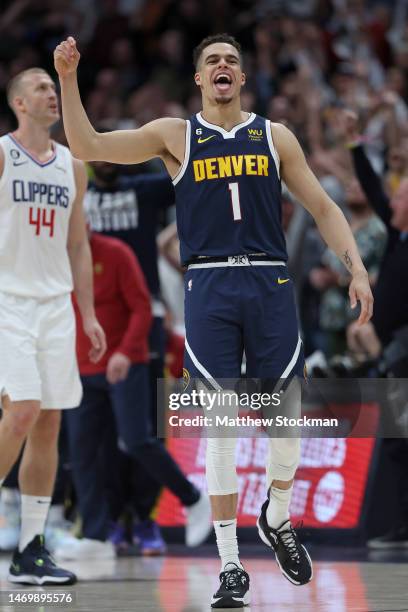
[75,232,151,379]
[57,233,211,560]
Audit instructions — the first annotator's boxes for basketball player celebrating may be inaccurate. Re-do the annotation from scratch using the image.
[0,68,106,585]
[54,34,373,607]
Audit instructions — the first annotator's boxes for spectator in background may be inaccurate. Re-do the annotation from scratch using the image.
[86,0,130,66]
[1,0,408,140]
[55,231,211,560]
[309,178,386,357]
[384,138,408,196]
[338,108,408,549]
[339,109,408,353]
[83,156,183,556]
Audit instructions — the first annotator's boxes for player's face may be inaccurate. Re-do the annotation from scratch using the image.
[17,73,59,127]
[195,43,245,105]
[390,179,408,231]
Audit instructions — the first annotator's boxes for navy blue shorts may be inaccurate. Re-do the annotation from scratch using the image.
[183,262,304,387]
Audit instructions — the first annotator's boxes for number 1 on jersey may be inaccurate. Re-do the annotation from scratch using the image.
[228,182,242,221]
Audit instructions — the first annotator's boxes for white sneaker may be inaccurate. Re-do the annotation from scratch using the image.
[0,488,20,551]
[54,537,115,561]
[45,528,79,555]
[185,493,212,547]
[43,504,78,555]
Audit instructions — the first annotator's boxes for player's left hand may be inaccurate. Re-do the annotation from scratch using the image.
[349,271,374,326]
[83,317,107,363]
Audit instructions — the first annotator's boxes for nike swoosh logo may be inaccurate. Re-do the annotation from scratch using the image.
[197,135,216,144]
[277,278,290,285]
[55,165,66,172]
[13,161,28,166]
[220,522,234,528]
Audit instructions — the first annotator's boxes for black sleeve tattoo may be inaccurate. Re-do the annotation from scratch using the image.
[343,250,353,271]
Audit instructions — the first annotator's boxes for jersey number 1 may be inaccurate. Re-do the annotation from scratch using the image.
[228,182,242,221]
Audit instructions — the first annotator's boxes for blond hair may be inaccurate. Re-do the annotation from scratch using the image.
[6,67,50,110]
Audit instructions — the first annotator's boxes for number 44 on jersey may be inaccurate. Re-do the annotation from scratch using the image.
[29,207,55,237]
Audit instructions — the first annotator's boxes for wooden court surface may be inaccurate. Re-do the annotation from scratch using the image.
[1,550,408,611]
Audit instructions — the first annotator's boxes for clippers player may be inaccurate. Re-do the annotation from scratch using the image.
[0,68,106,585]
[55,35,373,608]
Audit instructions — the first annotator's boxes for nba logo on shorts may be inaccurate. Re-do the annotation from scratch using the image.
[182,368,190,391]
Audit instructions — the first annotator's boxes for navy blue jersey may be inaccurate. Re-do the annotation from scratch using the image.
[84,174,174,296]
[173,113,287,265]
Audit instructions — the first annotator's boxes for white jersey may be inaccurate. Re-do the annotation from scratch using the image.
[0,134,76,299]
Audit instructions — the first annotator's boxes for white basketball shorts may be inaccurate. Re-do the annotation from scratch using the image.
[0,291,82,409]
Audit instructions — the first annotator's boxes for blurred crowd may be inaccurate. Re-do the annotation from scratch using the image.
[0,0,407,133]
[1,0,408,554]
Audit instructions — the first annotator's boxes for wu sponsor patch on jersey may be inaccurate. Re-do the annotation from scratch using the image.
[248,128,263,142]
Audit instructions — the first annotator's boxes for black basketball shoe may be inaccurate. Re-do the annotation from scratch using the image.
[8,535,76,585]
[211,563,250,608]
[257,498,312,586]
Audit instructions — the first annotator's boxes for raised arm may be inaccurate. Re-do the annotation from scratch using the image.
[54,37,184,167]
[272,122,373,325]
[337,109,392,226]
[351,146,392,226]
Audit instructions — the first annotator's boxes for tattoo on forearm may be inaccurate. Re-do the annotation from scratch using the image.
[343,250,353,271]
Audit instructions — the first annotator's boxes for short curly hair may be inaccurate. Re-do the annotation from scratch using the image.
[193,33,242,70]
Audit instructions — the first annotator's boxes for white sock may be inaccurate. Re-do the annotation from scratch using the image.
[213,519,243,572]
[0,478,4,489]
[19,494,51,552]
[266,486,292,529]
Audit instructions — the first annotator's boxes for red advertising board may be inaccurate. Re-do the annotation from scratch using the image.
[156,435,376,528]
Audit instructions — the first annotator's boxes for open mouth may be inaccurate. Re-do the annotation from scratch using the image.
[214,73,232,93]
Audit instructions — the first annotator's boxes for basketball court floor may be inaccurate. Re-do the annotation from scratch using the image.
[1,546,407,611]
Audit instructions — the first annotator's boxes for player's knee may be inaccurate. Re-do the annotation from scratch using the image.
[272,436,301,457]
[4,402,40,439]
[266,437,301,485]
